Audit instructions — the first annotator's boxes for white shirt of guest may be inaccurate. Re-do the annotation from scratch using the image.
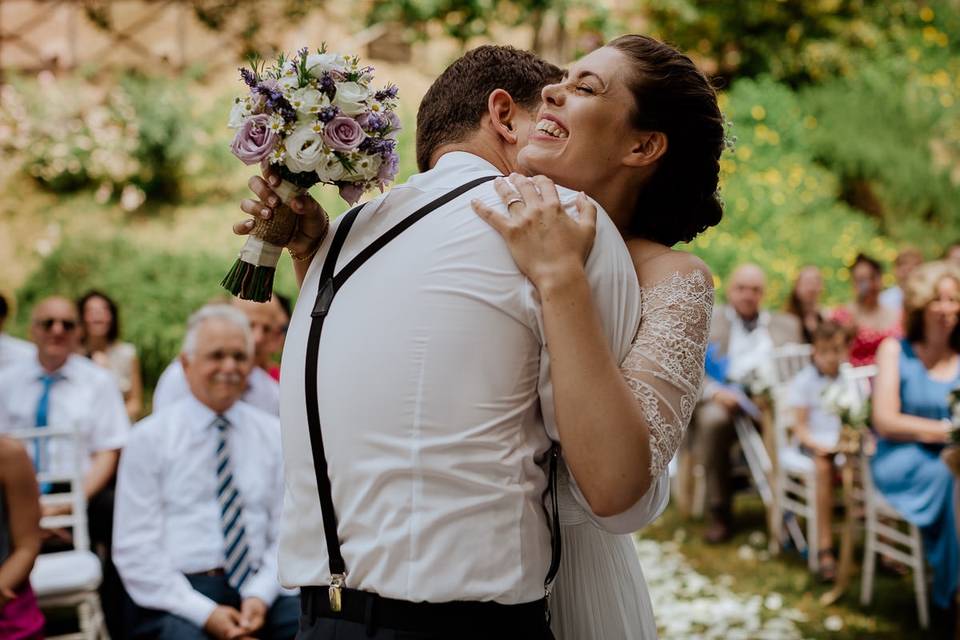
[279,152,666,604]
[0,354,129,476]
[726,308,775,384]
[153,359,280,416]
[880,286,903,313]
[786,364,843,448]
[113,395,285,628]
[0,333,35,371]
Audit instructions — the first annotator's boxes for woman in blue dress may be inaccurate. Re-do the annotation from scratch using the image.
[872,260,960,613]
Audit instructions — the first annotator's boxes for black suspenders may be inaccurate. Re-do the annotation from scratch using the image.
[302,175,562,615]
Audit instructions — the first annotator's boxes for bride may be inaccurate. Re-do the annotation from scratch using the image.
[471,35,723,638]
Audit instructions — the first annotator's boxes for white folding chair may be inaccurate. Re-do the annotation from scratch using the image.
[11,426,108,640]
[859,422,929,629]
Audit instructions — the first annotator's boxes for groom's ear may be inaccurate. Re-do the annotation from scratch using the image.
[623,131,668,168]
[486,88,520,146]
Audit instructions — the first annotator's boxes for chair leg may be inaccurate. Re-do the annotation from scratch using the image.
[860,524,876,605]
[910,527,930,630]
[692,463,706,520]
[772,472,784,549]
[807,476,819,573]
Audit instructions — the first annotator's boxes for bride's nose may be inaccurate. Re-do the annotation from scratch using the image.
[541,82,564,107]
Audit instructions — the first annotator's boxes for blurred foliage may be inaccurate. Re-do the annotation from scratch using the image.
[645,0,960,86]
[14,237,298,390]
[0,72,238,209]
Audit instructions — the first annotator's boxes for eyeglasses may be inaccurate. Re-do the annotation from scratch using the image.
[35,318,78,332]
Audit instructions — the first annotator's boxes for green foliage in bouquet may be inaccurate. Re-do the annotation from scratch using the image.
[14,237,297,392]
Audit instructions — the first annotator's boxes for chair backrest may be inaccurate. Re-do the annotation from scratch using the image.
[7,426,90,552]
[771,343,813,387]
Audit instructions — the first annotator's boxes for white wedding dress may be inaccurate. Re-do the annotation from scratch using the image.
[549,270,714,640]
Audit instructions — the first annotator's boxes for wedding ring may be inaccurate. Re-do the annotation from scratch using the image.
[506,197,524,209]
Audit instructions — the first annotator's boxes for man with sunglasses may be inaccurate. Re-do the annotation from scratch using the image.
[0,295,130,529]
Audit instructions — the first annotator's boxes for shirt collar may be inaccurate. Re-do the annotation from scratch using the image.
[181,392,244,429]
[30,353,77,381]
[404,152,502,191]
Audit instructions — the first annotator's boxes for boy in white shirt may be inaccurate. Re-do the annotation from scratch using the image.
[786,320,851,581]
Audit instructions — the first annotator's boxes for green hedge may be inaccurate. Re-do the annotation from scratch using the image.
[14,237,299,391]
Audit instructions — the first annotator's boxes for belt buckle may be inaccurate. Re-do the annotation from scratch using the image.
[328,573,345,612]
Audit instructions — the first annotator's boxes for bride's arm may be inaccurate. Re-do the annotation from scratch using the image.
[473,174,713,518]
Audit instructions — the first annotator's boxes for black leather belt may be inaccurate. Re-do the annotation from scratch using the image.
[300,586,550,636]
[185,568,226,578]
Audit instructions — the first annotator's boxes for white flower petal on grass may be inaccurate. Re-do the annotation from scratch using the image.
[824,615,844,631]
[737,544,756,561]
[764,593,783,610]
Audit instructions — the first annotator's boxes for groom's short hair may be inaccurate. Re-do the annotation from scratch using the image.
[415,46,562,172]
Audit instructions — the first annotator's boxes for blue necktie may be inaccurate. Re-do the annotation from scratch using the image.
[214,416,253,590]
[34,373,62,492]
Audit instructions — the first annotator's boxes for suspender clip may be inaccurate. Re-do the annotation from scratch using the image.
[312,278,336,318]
[329,573,345,612]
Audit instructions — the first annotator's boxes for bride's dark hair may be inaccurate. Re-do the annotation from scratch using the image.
[609,35,725,246]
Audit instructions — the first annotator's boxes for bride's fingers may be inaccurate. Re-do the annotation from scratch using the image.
[507,174,543,212]
[471,199,511,236]
[575,192,598,233]
[530,176,562,215]
[241,198,272,220]
[232,219,255,236]
[492,178,521,214]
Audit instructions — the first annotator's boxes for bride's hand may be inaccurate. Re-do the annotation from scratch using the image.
[235,162,329,259]
[471,174,597,290]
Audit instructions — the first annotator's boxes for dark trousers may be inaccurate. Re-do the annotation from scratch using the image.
[132,575,299,640]
[694,399,740,514]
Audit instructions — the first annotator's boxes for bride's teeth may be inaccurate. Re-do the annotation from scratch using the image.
[537,119,568,139]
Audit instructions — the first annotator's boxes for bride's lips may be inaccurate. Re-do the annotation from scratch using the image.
[531,112,569,142]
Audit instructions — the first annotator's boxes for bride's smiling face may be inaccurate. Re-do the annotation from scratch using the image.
[517,46,643,193]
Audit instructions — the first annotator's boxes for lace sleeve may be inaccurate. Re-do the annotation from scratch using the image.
[621,269,715,478]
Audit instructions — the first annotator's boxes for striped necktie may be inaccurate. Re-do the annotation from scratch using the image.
[213,415,253,590]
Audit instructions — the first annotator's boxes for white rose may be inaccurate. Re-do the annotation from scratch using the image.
[306,52,348,78]
[284,124,325,173]
[333,82,370,116]
[228,99,250,129]
[315,151,348,182]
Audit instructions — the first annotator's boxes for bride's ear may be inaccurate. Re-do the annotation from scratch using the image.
[486,88,519,145]
[623,131,668,168]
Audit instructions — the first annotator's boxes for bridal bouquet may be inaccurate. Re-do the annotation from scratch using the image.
[222,46,401,301]
[822,378,870,430]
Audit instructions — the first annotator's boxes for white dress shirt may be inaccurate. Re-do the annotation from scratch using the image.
[0,354,129,476]
[725,308,775,384]
[0,333,35,371]
[153,359,280,416]
[113,395,285,627]
[879,286,903,313]
[786,364,842,448]
[279,152,664,604]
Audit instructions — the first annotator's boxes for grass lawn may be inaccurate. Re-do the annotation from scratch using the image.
[642,496,945,639]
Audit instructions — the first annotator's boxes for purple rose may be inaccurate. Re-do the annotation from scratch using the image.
[385,111,402,140]
[338,182,365,205]
[230,114,278,165]
[323,116,366,152]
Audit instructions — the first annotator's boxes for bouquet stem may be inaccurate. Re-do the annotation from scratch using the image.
[222,179,304,302]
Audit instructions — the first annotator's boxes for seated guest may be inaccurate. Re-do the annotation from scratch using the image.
[0,296,130,637]
[78,290,144,421]
[153,299,280,415]
[0,294,34,371]
[113,305,296,640]
[697,264,802,542]
[832,253,901,366]
[786,320,850,581]
[0,437,44,639]
[785,265,825,343]
[879,247,923,314]
[265,294,291,381]
[872,260,960,615]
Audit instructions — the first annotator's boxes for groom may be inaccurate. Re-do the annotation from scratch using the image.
[240,45,668,638]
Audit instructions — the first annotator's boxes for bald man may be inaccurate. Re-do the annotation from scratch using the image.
[694,265,801,543]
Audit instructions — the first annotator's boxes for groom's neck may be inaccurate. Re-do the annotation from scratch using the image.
[432,137,518,175]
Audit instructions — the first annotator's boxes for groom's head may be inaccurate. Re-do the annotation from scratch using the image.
[416,46,562,172]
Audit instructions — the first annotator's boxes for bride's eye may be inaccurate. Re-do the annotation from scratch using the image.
[575,84,595,94]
